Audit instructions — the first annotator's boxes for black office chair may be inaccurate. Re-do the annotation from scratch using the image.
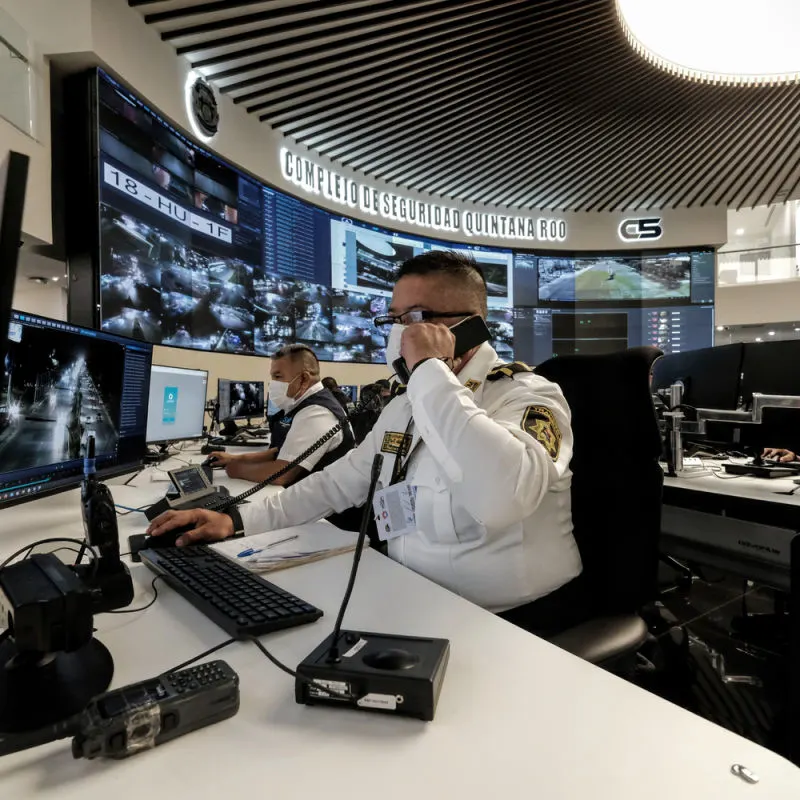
[535,346,664,671]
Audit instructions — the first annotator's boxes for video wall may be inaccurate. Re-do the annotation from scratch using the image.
[93,70,715,365]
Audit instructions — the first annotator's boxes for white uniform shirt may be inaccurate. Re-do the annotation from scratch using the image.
[276,382,344,472]
[241,344,581,612]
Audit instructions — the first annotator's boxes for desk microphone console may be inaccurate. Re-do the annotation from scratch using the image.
[296,630,449,721]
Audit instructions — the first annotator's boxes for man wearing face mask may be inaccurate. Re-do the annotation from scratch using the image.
[210,344,354,487]
[149,252,585,635]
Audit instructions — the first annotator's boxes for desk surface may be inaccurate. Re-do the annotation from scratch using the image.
[664,465,800,507]
[1,458,799,798]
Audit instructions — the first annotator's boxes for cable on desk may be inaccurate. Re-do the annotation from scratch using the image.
[168,637,237,673]
[115,503,151,516]
[248,636,351,701]
[0,538,100,571]
[107,575,163,615]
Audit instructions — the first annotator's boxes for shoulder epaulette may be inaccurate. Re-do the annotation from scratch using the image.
[390,380,407,396]
[486,361,534,381]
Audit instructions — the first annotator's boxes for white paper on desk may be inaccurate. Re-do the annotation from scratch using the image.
[211,523,363,573]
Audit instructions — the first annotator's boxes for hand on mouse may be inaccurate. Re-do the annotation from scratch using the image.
[762,447,797,463]
[146,508,234,547]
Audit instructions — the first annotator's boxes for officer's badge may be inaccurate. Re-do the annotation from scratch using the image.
[464,379,482,393]
[521,405,561,461]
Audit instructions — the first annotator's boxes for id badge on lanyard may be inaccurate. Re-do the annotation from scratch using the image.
[373,419,420,541]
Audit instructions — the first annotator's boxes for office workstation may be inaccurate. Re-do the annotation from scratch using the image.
[3,0,800,793]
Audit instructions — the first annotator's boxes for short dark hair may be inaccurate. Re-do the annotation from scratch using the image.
[272,343,320,376]
[395,251,488,315]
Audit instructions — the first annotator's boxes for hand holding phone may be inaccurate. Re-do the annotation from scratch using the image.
[393,315,491,383]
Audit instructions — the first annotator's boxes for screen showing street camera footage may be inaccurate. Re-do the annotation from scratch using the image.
[536,251,712,304]
[0,312,152,506]
[218,379,266,421]
[94,70,714,366]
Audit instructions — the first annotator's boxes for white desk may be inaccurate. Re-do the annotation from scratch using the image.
[0,463,799,797]
[662,465,800,590]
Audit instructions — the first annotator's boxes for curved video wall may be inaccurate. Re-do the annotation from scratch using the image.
[93,70,715,365]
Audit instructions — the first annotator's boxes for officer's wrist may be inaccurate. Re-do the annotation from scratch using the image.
[223,506,245,538]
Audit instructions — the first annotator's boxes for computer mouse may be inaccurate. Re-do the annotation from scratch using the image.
[202,456,224,469]
[128,526,197,560]
[362,648,420,671]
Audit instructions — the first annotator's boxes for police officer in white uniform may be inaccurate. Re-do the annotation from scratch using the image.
[148,252,584,633]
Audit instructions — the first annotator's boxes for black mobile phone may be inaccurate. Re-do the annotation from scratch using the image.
[392,315,492,383]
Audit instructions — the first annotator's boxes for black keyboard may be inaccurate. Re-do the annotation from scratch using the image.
[139,545,323,638]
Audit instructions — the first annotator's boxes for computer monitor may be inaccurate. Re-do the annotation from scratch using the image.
[146,364,208,443]
[740,340,800,408]
[1,310,153,507]
[0,152,29,370]
[651,343,744,410]
[217,378,265,421]
[338,384,357,402]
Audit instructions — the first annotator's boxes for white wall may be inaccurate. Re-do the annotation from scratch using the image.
[716,282,800,326]
[11,278,66,319]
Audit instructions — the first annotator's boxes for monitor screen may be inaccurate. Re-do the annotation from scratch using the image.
[146,364,208,443]
[533,249,715,306]
[513,305,716,365]
[218,379,265,421]
[1,311,152,506]
[651,343,744,410]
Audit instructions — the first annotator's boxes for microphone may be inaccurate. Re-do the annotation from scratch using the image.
[295,451,451,721]
[326,453,383,663]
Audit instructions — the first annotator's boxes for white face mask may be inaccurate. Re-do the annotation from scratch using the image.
[269,375,301,413]
[384,323,406,371]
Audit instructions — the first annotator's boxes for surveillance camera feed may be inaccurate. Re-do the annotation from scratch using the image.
[94,70,715,369]
[218,379,265,421]
[537,253,692,302]
[1,312,152,507]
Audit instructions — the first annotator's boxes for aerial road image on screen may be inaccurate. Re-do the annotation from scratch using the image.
[1,325,121,472]
[538,254,690,302]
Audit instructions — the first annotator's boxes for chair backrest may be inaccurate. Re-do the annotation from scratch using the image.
[535,346,663,613]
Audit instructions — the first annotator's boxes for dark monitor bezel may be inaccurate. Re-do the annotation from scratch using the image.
[651,342,744,411]
[146,363,210,444]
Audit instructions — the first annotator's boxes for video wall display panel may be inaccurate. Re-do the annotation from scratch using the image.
[91,69,715,366]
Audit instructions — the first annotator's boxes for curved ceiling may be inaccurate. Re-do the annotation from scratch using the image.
[130,0,800,212]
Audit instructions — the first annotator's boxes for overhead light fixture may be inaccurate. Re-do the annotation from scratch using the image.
[795,327,800,332]
[27,276,48,285]
[51,276,59,282]
[716,325,724,331]
[616,0,800,86]
[755,337,763,342]
[735,228,745,235]
[768,330,776,335]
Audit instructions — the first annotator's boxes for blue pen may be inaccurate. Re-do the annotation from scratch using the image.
[237,534,299,558]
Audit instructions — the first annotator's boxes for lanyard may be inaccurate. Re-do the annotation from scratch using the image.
[389,418,422,485]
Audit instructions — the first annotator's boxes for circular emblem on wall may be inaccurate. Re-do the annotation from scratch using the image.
[190,78,219,139]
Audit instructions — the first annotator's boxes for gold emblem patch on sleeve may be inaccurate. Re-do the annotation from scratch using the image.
[464,379,482,393]
[521,405,562,461]
[381,431,413,456]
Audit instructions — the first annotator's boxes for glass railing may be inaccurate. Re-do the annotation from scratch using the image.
[717,243,800,285]
[0,8,42,140]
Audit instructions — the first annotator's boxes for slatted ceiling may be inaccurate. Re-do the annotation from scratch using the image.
[130,0,800,211]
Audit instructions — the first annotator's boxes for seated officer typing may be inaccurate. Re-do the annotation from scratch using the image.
[149,252,584,633]
[210,344,354,487]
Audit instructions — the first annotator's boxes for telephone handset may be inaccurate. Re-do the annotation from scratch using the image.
[392,314,492,384]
